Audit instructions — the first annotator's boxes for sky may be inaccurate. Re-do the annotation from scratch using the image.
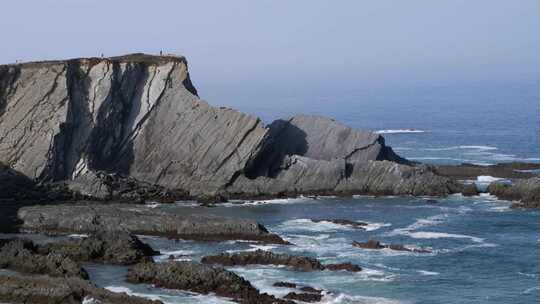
[2,0,540,100]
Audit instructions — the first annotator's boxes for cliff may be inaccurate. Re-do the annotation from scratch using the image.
[0,53,458,199]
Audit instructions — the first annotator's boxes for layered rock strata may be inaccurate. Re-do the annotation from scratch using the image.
[0,54,459,200]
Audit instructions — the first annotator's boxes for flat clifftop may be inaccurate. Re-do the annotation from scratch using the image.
[0,53,187,69]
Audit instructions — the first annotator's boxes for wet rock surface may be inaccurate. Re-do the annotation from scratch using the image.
[352,239,432,253]
[0,239,88,279]
[39,231,158,265]
[17,203,288,244]
[127,261,293,304]
[0,272,162,304]
[312,219,368,229]
[201,249,361,272]
[488,177,540,208]
[284,292,323,303]
[462,183,479,196]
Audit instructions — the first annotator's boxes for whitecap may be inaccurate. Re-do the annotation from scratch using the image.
[522,286,540,294]
[68,234,89,238]
[321,293,404,304]
[406,231,484,243]
[375,129,426,134]
[417,270,439,276]
[423,145,497,151]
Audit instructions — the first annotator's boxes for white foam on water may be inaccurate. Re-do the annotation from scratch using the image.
[104,286,163,301]
[364,222,392,231]
[476,175,503,183]
[522,286,540,294]
[417,270,439,276]
[375,129,426,134]
[406,231,484,243]
[105,286,235,303]
[221,196,313,207]
[518,272,538,278]
[154,250,195,262]
[226,244,278,254]
[68,234,89,238]
[321,293,404,304]
[423,145,498,151]
[82,297,101,304]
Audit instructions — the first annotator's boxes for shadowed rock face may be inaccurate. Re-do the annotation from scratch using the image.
[0,239,88,279]
[1,54,458,199]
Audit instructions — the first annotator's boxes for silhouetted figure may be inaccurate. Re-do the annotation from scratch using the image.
[101,53,104,58]
[160,50,163,56]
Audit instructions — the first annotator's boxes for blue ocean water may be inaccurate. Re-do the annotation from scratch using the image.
[83,195,540,304]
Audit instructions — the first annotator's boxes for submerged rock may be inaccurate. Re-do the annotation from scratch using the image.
[40,231,159,265]
[126,261,293,304]
[17,204,288,244]
[201,249,361,272]
[284,292,323,303]
[0,239,88,279]
[352,240,431,253]
[0,273,161,304]
[312,219,368,229]
[273,281,297,288]
[462,183,479,196]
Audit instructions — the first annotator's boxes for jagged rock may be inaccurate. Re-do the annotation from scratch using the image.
[488,177,540,208]
[352,240,431,253]
[312,219,368,229]
[126,261,293,304]
[201,249,361,272]
[299,286,322,294]
[273,281,297,288]
[17,204,288,244]
[0,239,88,279]
[324,262,362,272]
[284,292,323,303]
[0,273,161,304]
[462,183,479,196]
[40,231,158,265]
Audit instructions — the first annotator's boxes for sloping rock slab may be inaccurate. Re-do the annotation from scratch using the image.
[17,204,288,244]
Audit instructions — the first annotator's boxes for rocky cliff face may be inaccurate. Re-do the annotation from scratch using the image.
[0,54,267,197]
[0,54,457,198]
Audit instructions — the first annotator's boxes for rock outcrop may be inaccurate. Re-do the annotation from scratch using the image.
[201,249,361,272]
[1,54,460,200]
[352,239,432,253]
[488,177,540,208]
[0,273,162,304]
[127,261,293,304]
[39,231,158,265]
[0,239,88,279]
[17,204,288,244]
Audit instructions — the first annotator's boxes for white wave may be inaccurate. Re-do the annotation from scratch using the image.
[518,272,538,278]
[423,145,498,151]
[365,222,392,231]
[154,249,195,262]
[417,270,439,276]
[104,286,163,301]
[476,175,503,183]
[68,234,89,238]
[277,218,390,233]
[105,286,235,304]
[375,129,426,134]
[226,244,278,254]
[221,196,313,207]
[82,297,101,304]
[522,286,540,294]
[406,231,484,243]
[321,293,404,304]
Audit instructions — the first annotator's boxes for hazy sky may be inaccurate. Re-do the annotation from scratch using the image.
[2,0,540,96]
